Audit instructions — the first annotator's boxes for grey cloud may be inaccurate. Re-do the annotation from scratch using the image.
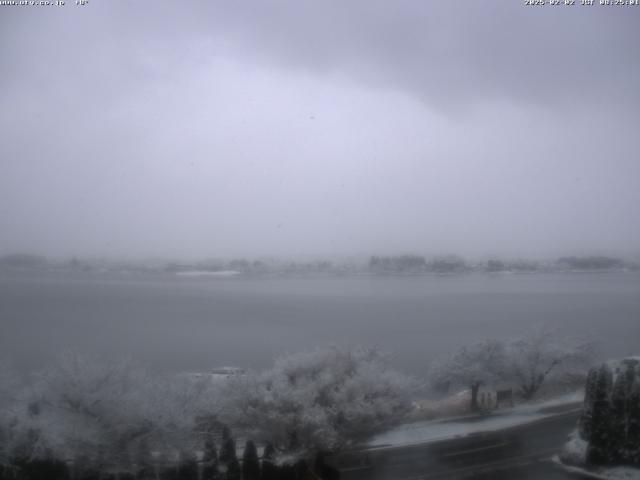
[0,1,638,259]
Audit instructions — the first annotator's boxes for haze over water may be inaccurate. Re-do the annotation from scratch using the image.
[2,271,638,374]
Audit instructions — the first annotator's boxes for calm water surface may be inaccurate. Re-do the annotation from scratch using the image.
[1,272,639,374]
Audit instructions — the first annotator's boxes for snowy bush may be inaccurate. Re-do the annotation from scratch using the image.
[558,430,588,466]
[220,346,416,454]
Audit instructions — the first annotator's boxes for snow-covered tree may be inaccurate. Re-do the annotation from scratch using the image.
[609,365,631,463]
[428,340,507,411]
[23,353,206,475]
[176,451,199,480]
[586,363,614,464]
[506,330,595,400]
[218,426,240,480]
[579,367,599,439]
[627,377,640,464]
[221,346,415,455]
[261,443,278,480]
[577,359,640,467]
[201,434,220,480]
[28,354,156,472]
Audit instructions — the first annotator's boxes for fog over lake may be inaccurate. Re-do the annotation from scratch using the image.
[2,271,638,375]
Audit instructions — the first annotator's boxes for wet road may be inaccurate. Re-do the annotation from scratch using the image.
[327,408,592,480]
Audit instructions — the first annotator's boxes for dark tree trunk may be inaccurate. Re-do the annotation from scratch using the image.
[470,383,481,412]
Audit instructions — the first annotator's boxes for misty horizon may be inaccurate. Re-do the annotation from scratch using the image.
[1,251,639,265]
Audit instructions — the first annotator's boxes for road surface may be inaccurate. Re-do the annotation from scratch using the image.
[327,407,592,479]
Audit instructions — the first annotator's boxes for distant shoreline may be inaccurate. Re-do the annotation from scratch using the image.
[1,252,638,279]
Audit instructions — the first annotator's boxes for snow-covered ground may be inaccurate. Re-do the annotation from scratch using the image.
[558,465,640,480]
[555,430,640,480]
[367,392,583,449]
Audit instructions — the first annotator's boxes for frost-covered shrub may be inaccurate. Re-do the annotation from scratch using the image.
[559,430,588,466]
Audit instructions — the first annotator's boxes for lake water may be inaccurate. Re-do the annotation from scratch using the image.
[1,272,639,375]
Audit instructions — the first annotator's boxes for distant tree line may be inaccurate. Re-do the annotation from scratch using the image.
[368,254,637,275]
[1,253,637,275]
[0,254,47,269]
[369,255,468,274]
[556,256,625,271]
[485,259,539,272]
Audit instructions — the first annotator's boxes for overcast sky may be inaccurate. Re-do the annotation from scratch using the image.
[1,1,638,259]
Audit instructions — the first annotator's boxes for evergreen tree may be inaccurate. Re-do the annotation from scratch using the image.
[260,444,278,480]
[580,359,640,466]
[176,452,199,480]
[12,457,69,480]
[278,462,295,480]
[626,365,640,465]
[222,425,232,444]
[202,436,220,480]
[609,368,629,463]
[579,367,598,440]
[242,441,260,480]
[135,440,155,480]
[73,455,101,480]
[587,364,613,465]
[314,452,340,480]
[627,386,640,465]
[219,427,240,480]
[293,459,312,480]
[156,453,174,480]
